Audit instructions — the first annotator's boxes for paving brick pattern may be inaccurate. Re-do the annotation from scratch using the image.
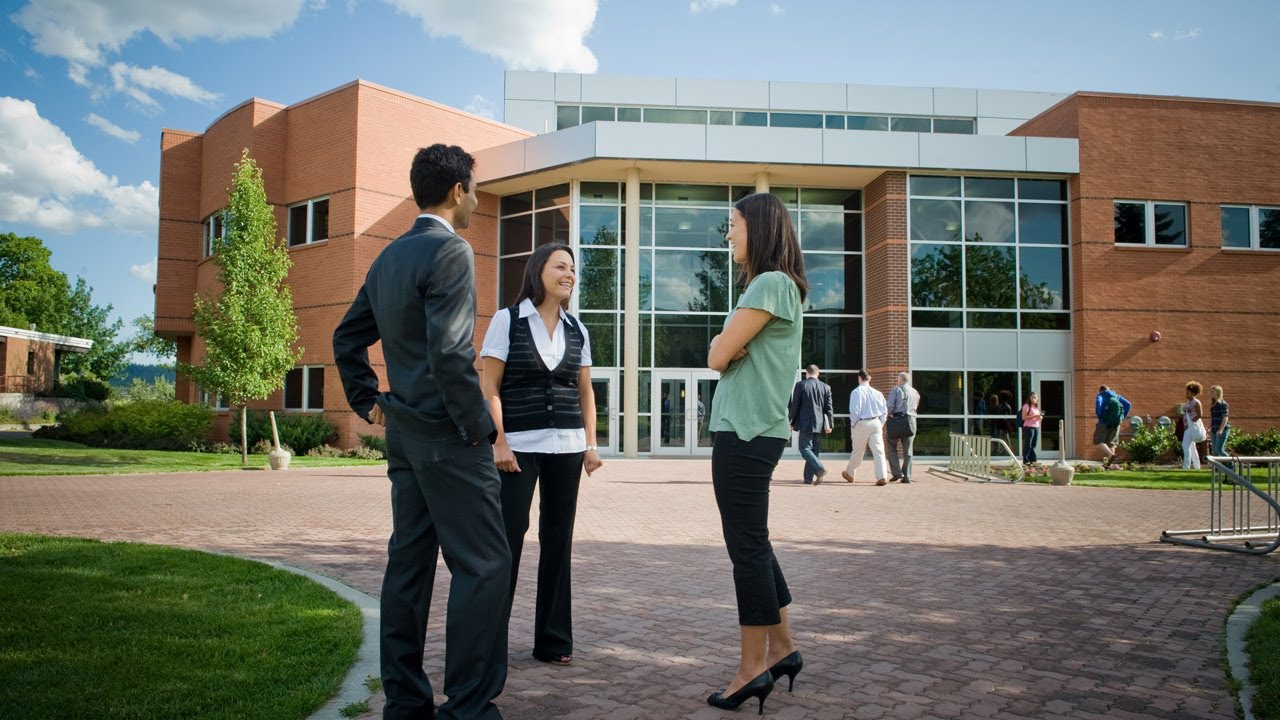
[2,459,1276,719]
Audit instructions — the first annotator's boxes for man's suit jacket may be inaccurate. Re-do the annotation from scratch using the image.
[333,216,495,444]
[789,376,834,433]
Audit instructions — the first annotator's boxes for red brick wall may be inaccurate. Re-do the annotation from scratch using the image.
[1027,94,1280,457]
[862,171,909,381]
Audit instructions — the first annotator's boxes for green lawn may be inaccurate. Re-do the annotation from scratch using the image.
[0,438,384,476]
[1008,465,1278,491]
[0,533,362,720]
[1248,594,1280,720]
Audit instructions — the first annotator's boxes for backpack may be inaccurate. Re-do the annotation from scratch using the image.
[1102,395,1125,426]
[1013,404,1026,429]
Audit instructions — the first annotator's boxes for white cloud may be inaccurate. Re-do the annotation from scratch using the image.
[690,0,737,12]
[464,94,496,119]
[13,0,308,66]
[86,112,141,143]
[0,97,157,234]
[383,0,598,72]
[24,66,40,80]
[769,2,782,13]
[130,257,157,284]
[67,62,90,86]
[108,62,220,110]
[1149,30,1165,40]
[1150,27,1201,41]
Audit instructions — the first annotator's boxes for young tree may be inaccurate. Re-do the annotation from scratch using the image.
[185,150,303,463]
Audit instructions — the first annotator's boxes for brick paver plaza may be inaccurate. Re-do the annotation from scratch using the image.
[3,458,1277,719]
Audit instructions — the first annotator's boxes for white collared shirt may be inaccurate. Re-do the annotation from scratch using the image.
[481,298,594,453]
[418,213,455,234]
[849,383,888,425]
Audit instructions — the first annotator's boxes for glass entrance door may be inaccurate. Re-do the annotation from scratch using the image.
[589,369,618,455]
[653,370,718,455]
[1026,373,1069,459]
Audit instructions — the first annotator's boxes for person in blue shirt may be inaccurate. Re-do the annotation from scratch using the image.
[1094,385,1132,468]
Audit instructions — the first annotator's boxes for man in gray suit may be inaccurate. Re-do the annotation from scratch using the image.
[334,144,511,720]
[886,371,921,484]
[789,364,834,485]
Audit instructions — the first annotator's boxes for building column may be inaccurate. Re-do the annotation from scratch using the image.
[623,168,640,457]
[862,171,910,381]
[754,171,769,194]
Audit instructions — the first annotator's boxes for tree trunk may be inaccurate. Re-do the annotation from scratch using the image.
[241,405,248,465]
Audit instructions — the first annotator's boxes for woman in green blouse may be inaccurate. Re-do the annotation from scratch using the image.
[705,192,808,714]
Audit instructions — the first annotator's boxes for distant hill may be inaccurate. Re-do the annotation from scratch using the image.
[111,363,176,388]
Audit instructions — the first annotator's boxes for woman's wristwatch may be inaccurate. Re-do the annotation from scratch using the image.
[585,445,598,452]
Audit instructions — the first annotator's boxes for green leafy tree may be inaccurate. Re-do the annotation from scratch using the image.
[184,150,303,463]
[129,314,178,365]
[59,278,129,381]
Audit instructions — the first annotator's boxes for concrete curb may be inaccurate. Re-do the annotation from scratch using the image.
[1225,580,1280,720]
[251,558,381,720]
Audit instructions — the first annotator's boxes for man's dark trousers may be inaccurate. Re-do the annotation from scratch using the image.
[796,429,825,483]
[382,424,511,720]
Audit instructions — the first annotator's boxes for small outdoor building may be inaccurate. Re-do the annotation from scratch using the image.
[0,326,94,397]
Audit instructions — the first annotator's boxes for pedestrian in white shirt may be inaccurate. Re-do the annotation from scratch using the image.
[841,370,889,486]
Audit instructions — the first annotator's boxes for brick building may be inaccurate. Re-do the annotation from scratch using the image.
[155,74,1280,458]
[0,326,92,396]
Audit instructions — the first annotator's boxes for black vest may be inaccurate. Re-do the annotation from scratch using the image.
[498,305,584,433]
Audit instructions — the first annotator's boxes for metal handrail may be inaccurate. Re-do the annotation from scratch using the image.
[944,432,1024,483]
[1161,456,1280,555]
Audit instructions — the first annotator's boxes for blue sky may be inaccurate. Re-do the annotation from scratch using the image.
[1,0,1277,350]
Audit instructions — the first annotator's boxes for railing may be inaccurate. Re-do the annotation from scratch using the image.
[1161,456,1280,555]
[943,432,1024,483]
[0,375,31,394]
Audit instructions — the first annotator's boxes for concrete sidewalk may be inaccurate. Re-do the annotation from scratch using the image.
[2,457,1275,719]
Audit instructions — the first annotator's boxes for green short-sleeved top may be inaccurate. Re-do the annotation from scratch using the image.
[709,271,803,441]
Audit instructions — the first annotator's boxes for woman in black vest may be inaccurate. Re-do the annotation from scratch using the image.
[480,243,603,667]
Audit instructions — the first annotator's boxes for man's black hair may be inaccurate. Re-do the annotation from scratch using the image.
[410,144,475,209]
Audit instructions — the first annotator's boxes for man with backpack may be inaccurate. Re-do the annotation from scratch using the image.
[1094,385,1132,468]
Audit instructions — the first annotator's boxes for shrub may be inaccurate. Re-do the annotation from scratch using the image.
[56,374,111,403]
[209,442,240,455]
[1119,422,1179,464]
[345,445,384,461]
[230,410,335,456]
[117,377,176,403]
[0,398,59,425]
[306,444,345,458]
[33,400,213,450]
[359,434,387,457]
[1226,426,1280,456]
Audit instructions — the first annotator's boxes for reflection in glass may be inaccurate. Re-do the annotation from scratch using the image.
[580,205,619,246]
[911,199,961,241]
[771,113,823,128]
[800,211,847,251]
[802,188,862,211]
[556,105,579,130]
[1221,207,1250,248]
[968,371,1017,431]
[652,250,729,312]
[636,415,650,452]
[911,244,962,308]
[623,250,654,310]
[710,110,734,125]
[799,318,863,374]
[1153,204,1186,245]
[769,187,799,207]
[536,184,570,209]
[1114,202,1145,244]
[964,178,1015,199]
[891,117,931,133]
[578,247,617,310]
[535,207,570,246]
[933,118,975,134]
[967,311,1016,329]
[912,310,963,328]
[819,372,859,415]
[965,201,1015,243]
[655,184,728,205]
[654,207,729,248]
[1019,179,1066,201]
[736,111,767,126]
[501,192,532,215]
[825,114,845,129]
[591,378,611,448]
[618,107,642,122]
[915,372,963,414]
[1020,313,1070,330]
[846,115,889,131]
[1019,247,1069,310]
[581,106,614,123]
[910,176,961,198]
[803,254,860,313]
[653,315,726,367]
[696,378,717,447]
[500,255,527,307]
[913,418,964,456]
[965,245,1015,308]
[1018,203,1067,245]
[645,108,707,125]
[580,182,618,203]
[657,378,686,447]
[501,215,532,255]
[579,312,616,367]
[1261,208,1280,249]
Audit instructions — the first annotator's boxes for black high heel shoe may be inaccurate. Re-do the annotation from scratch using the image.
[707,670,775,714]
[767,650,803,692]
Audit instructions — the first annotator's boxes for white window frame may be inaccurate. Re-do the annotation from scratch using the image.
[287,196,329,247]
[199,389,229,411]
[202,210,225,257]
[1113,200,1188,247]
[1221,204,1280,251]
[284,365,325,412]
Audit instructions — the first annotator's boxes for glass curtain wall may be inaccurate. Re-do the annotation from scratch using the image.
[502,182,865,453]
[907,175,1070,455]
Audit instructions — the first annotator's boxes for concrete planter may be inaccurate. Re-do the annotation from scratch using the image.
[268,411,291,471]
[1049,462,1074,486]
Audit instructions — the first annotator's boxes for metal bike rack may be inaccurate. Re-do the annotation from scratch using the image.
[1161,456,1280,555]
[938,432,1024,484]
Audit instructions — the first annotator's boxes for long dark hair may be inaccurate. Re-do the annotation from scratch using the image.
[733,193,808,302]
[516,243,575,310]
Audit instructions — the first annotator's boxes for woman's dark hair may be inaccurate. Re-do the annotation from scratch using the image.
[1185,380,1202,396]
[410,144,474,209]
[1025,391,1039,406]
[516,243,576,310]
[732,193,808,302]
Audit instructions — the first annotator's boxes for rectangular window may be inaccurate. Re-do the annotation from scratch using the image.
[643,108,707,124]
[709,110,734,126]
[199,389,228,411]
[580,106,615,123]
[203,210,225,256]
[824,114,845,130]
[287,197,329,247]
[617,107,642,122]
[1114,201,1187,246]
[26,351,35,375]
[1221,205,1280,250]
[734,111,767,127]
[284,365,324,411]
[890,117,932,133]
[933,118,976,134]
[556,105,580,130]
[770,112,823,129]
[846,115,889,132]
